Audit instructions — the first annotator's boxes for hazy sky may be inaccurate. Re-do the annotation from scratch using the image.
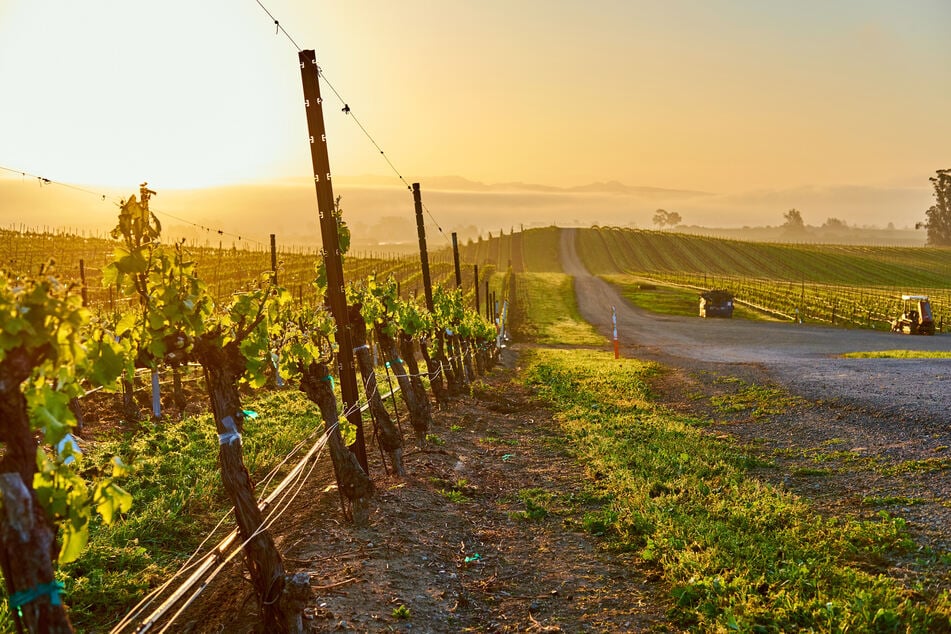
[1,0,949,196]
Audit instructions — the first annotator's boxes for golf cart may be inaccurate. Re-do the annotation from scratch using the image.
[890,295,935,335]
[699,289,734,318]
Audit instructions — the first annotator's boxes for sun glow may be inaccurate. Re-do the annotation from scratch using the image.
[0,0,948,229]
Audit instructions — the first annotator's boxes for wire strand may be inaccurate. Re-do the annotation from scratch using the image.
[249,1,452,246]
[0,164,268,247]
[253,0,302,51]
[317,68,452,246]
[0,164,110,200]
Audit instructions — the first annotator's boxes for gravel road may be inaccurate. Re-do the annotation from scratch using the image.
[560,228,951,549]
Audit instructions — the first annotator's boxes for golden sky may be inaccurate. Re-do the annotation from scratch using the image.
[1,0,949,196]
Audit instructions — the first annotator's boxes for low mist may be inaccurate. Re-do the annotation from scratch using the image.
[0,176,933,248]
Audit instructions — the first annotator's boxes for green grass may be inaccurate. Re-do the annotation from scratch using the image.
[842,350,951,359]
[863,496,928,507]
[792,467,834,477]
[521,348,950,631]
[880,457,951,476]
[432,477,473,504]
[42,389,325,632]
[604,275,701,317]
[481,435,518,446]
[514,272,605,346]
[603,274,779,321]
[464,226,951,329]
[437,489,469,503]
[771,446,951,481]
[709,378,803,419]
[510,488,555,522]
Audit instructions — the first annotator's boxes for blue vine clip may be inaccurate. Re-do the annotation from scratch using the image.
[9,580,65,617]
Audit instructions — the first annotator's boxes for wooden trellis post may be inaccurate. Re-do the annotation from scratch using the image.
[414,183,435,313]
[79,258,88,307]
[270,234,278,285]
[298,49,368,472]
[413,183,452,400]
[474,265,480,313]
[452,231,462,288]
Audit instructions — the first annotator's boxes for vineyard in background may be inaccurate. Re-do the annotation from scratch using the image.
[575,226,951,285]
[461,225,951,331]
[0,227,504,313]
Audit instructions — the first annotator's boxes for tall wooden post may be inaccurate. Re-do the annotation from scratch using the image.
[414,182,454,397]
[414,183,435,313]
[485,279,490,319]
[474,265,480,314]
[78,258,88,307]
[299,50,368,472]
[452,232,462,289]
[270,234,278,285]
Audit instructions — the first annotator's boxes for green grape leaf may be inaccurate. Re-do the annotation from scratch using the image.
[94,480,133,525]
[86,337,126,388]
[110,455,132,478]
[338,415,357,446]
[31,403,71,445]
[58,520,89,564]
[116,311,137,335]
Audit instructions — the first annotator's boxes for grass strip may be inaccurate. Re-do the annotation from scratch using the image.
[603,274,777,321]
[842,350,951,359]
[522,347,951,631]
[514,272,605,346]
[46,389,323,632]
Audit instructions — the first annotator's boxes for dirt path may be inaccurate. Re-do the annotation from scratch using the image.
[178,354,672,633]
[561,227,951,553]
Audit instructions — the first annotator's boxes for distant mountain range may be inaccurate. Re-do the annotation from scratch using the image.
[333,175,711,198]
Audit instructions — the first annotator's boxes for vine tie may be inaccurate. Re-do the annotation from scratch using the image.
[8,580,65,617]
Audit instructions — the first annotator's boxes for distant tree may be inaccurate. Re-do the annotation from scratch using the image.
[652,209,682,228]
[783,208,805,231]
[916,169,951,246]
[822,217,848,230]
